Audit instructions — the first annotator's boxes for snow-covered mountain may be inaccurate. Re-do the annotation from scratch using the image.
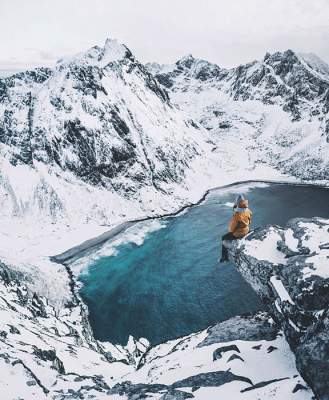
[1,39,329,398]
[148,50,329,180]
[150,49,329,120]
[1,42,329,229]
[0,39,218,227]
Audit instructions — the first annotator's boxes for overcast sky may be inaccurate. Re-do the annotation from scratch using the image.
[1,0,329,70]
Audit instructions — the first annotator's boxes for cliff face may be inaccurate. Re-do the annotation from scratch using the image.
[0,253,313,399]
[0,259,153,398]
[230,217,329,399]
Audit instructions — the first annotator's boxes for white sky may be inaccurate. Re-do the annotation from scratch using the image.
[1,0,329,69]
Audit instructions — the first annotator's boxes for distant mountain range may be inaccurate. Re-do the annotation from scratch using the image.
[148,49,329,180]
[0,39,329,225]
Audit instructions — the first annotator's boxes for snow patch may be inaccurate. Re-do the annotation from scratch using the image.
[244,228,286,265]
[302,251,329,280]
[270,276,295,305]
[284,229,299,252]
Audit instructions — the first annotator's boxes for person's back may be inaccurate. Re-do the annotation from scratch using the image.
[229,199,252,238]
[220,195,252,263]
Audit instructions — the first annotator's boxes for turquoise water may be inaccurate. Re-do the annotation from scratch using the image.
[78,183,329,345]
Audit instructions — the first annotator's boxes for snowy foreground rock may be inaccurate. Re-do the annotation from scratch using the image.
[0,257,313,399]
[230,217,329,399]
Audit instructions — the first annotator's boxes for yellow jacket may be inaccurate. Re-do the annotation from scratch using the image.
[229,199,252,238]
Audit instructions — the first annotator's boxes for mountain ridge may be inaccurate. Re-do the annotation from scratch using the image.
[147,47,329,182]
[1,41,329,227]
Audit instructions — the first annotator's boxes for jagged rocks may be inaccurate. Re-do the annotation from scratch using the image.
[212,344,240,361]
[33,347,65,374]
[149,49,329,183]
[230,217,329,399]
[0,259,145,398]
[198,312,278,346]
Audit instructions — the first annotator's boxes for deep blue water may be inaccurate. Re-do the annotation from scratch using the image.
[78,183,329,345]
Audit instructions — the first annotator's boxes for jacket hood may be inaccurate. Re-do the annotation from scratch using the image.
[235,194,245,204]
[238,199,248,208]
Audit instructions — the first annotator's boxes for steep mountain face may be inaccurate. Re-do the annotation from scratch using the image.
[228,50,329,121]
[0,39,215,225]
[299,52,329,81]
[149,50,329,180]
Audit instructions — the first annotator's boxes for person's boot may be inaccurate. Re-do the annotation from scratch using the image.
[219,247,229,263]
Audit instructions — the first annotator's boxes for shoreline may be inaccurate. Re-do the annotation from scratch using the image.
[51,178,329,265]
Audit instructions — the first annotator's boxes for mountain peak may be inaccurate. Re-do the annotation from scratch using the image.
[263,49,297,63]
[261,49,329,83]
[57,38,132,69]
[100,38,131,65]
[103,38,127,58]
[176,54,196,69]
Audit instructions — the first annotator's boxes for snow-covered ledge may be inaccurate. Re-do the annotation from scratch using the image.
[229,217,329,399]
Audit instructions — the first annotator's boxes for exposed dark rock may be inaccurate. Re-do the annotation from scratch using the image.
[172,370,253,389]
[227,354,244,363]
[252,344,262,350]
[107,381,168,399]
[293,383,308,393]
[198,312,278,347]
[213,344,240,361]
[160,390,194,399]
[8,325,20,334]
[30,293,48,318]
[240,377,289,393]
[230,217,329,399]
[33,347,65,374]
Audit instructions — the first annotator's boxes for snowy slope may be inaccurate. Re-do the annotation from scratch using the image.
[149,50,329,180]
[298,52,329,82]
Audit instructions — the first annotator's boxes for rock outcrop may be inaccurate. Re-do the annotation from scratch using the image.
[230,217,329,399]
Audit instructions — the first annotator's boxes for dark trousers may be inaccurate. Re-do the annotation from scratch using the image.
[221,232,238,261]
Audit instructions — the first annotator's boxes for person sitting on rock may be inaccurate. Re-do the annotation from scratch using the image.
[220,194,252,263]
